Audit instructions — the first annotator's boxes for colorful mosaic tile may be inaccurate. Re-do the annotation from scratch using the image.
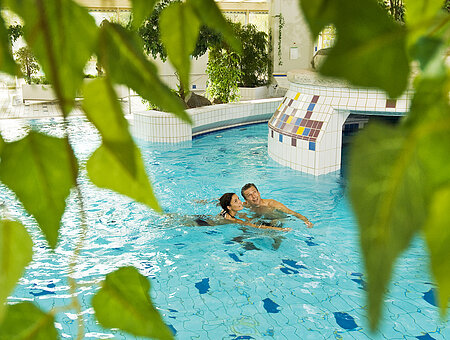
[269,94,325,144]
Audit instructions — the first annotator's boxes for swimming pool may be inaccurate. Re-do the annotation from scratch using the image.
[1,118,448,339]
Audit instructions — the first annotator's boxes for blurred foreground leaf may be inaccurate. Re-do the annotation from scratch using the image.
[98,22,190,123]
[300,0,409,97]
[404,0,446,45]
[93,266,173,340]
[83,78,161,212]
[348,123,427,329]
[0,220,33,322]
[0,302,57,340]
[424,188,450,315]
[5,0,97,115]
[160,1,200,90]
[0,132,77,248]
[0,16,18,75]
[131,0,158,29]
[189,0,242,54]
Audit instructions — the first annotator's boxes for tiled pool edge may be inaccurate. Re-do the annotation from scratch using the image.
[131,98,282,143]
[268,70,413,176]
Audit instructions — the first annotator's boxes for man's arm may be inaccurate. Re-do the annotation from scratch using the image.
[227,215,291,232]
[268,199,313,227]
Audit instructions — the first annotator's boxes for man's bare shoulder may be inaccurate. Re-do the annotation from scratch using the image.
[264,198,281,207]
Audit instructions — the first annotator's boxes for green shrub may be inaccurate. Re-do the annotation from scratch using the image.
[205,46,241,103]
[233,23,270,87]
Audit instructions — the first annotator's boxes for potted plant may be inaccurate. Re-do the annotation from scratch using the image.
[233,23,270,100]
[14,46,57,103]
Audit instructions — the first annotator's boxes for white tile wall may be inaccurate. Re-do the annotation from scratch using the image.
[267,80,411,176]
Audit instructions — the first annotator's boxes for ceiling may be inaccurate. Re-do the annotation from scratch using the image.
[75,0,268,12]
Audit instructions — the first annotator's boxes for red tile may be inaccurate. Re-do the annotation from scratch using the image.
[313,130,320,137]
[305,111,312,119]
[306,120,313,128]
[386,99,396,108]
[311,95,319,103]
[317,122,323,129]
[300,119,307,127]
[312,121,318,128]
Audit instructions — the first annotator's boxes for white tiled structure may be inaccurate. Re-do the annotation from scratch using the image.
[132,98,282,143]
[268,70,412,176]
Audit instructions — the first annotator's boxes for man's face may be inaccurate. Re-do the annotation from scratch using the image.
[243,186,261,206]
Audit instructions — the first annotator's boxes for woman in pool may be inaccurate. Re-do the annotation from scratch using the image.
[219,193,290,231]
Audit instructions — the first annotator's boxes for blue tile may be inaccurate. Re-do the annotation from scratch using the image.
[195,278,210,294]
[295,118,302,126]
[167,324,177,335]
[423,288,438,307]
[280,267,299,274]
[302,128,310,136]
[228,253,243,262]
[282,259,307,269]
[333,312,358,330]
[307,103,316,111]
[279,134,283,142]
[309,142,316,151]
[263,298,280,313]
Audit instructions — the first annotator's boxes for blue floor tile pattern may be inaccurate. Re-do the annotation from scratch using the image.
[2,119,449,339]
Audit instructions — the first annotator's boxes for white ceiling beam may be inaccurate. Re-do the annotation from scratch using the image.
[75,0,268,12]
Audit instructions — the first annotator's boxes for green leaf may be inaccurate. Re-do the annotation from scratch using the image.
[83,77,160,211]
[298,0,338,37]
[82,78,137,177]
[98,22,191,123]
[0,133,4,154]
[4,0,97,115]
[300,0,410,98]
[411,37,445,73]
[131,0,158,29]
[0,302,57,340]
[160,2,201,90]
[0,132,77,248]
[404,0,445,44]
[424,187,450,317]
[188,0,242,53]
[0,15,18,75]
[87,143,161,212]
[92,266,173,340]
[0,220,33,323]
[348,122,427,330]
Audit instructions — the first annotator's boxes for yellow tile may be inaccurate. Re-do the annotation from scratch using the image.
[296,127,305,135]
[294,92,301,100]
[278,104,283,110]
[286,116,293,124]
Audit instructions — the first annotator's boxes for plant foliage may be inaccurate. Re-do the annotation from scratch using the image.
[0,0,240,338]
[0,0,448,337]
[233,22,270,87]
[300,0,450,331]
[205,45,241,103]
[13,46,39,84]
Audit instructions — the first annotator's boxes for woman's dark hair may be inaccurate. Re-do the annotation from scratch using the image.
[219,193,235,213]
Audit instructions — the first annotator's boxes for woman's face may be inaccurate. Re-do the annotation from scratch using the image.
[228,194,243,212]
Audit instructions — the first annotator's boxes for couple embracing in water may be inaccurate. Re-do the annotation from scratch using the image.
[218,183,313,232]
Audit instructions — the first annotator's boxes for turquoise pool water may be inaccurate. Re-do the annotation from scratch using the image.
[1,118,448,339]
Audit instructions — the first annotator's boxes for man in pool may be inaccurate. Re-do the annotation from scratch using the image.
[241,183,313,228]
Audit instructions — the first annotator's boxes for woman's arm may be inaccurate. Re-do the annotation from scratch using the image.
[231,216,291,232]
